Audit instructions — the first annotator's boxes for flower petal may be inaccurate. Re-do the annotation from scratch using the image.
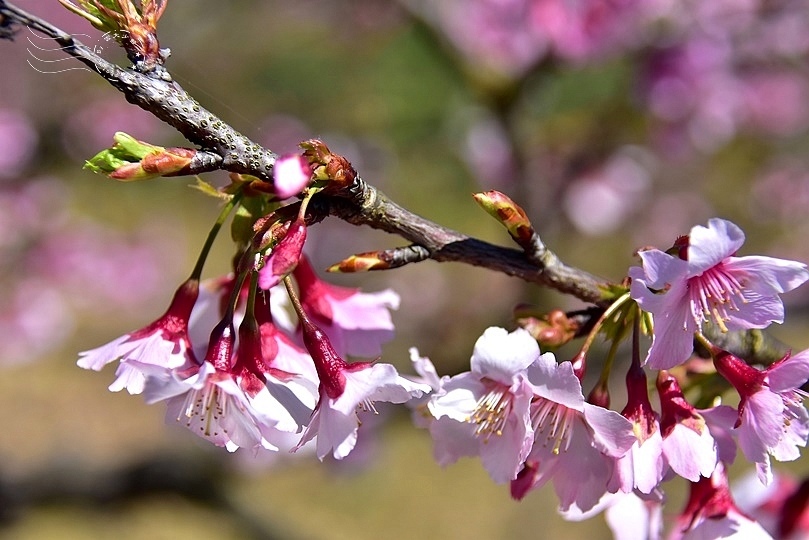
[688,218,745,272]
[470,327,539,385]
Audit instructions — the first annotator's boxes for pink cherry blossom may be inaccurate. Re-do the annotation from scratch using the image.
[144,360,282,452]
[734,471,809,540]
[256,297,319,397]
[713,347,809,485]
[144,319,309,453]
[234,311,316,436]
[671,464,773,540]
[272,154,312,199]
[77,278,199,394]
[293,314,428,460]
[511,351,636,512]
[630,218,809,369]
[294,256,400,358]
[606,491,664,540]
[657,371,730,483]
[427,327,541,483]
[406,347,448,429]
[613,358,665,495]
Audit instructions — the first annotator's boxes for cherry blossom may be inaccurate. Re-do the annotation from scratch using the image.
[712,347,809,485]
[143,319,306,453]
[733,471,809,540]
[604,491,664,540]
[613,358,665,495]
[671,464,773,540]
[77,278,199,394]
[510,351,636,512]
[405,347,448,429]
[293,313,428,460]
[427,327,540,483]
[630,218,809,369]
[293,256,400,358]
[657,371,727,483]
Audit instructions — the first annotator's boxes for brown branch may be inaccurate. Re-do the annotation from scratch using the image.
[0,0,277,181]
[310,181,612,304]
[0,0,615,304]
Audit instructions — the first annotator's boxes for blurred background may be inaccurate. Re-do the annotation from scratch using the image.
[1,0,809,538]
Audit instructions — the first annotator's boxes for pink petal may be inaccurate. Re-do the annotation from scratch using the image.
[272,154,311,199]
[687,218,745,272]
[470,327,539,385]
[724,255,809,295]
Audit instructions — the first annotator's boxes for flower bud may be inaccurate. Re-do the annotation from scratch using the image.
[272,154,312,198]
[473,190,534,246]
[327,251,393,273]
[515,308,578,348]
[85,132,195,181]
[300,138,357,189]
[257,217,307,290]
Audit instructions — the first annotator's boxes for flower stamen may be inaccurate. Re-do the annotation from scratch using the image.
[690,264,748,332]
[468,386,511,439]
[532,398,575,455]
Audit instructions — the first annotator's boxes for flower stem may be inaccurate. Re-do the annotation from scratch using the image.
[189,188,244,281]
[580,292,632,358]
[283,274,308,324]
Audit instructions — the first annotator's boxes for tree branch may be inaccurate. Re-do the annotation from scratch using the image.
[0,1,277,180]
[0,0,615,306]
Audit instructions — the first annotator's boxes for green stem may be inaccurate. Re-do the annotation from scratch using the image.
[189,189,244,281]
[579,292,632,357]
[222,250,251,319]
[243,267,259,326]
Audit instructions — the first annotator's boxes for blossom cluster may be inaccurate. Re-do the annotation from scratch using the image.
[407,218,809,539]
[79,254,428,458]
[75,174,809,539]
[74,147,431,458]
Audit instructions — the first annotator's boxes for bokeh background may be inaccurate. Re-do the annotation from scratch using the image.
[2,0,809,538]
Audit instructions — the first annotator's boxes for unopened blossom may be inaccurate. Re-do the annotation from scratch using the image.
[713,347,809,485]
[671,464,773,540]
[293,314,428,460]
[272,154,311,199]
[78,278,199,394]
[427,327,540,483]
[294,256,400,358]
[511,351,636,512]
[258,217,307,290]
[630,218,809,369]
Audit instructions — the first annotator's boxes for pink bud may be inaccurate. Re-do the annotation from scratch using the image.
[273,154,312,199]
[258,218,307,289]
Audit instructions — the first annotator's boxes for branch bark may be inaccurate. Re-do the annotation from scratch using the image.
[0,0,613,305]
